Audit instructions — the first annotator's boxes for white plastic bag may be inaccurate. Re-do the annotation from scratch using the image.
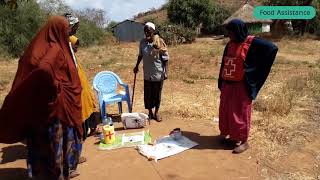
[121,113,148,129]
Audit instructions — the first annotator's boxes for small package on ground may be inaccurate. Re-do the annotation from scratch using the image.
[121,112,148,129]
[137,135,198,162]
[98,130,152,150]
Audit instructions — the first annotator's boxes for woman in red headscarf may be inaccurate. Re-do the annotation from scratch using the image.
[0,16,83,179]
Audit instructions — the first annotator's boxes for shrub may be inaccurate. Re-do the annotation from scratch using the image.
[167,0,230,34]
[0,0,45,57]
[158,23,197,45]
[76,17,106,47]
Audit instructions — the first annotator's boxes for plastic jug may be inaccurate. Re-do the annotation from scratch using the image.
[103,124,115,144]
[102,117,113,125]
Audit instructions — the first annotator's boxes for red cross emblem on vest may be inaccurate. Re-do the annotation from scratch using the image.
[221,35,255,81]
[106,131,114,140]
[223,57,236,77]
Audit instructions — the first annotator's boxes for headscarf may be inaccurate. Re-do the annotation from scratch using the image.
[0,16,82,143]
[65,13,79,27]
[70,35,79,45]
[225,19,249,43]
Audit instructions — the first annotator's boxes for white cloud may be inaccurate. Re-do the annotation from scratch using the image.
[65,0,167,22]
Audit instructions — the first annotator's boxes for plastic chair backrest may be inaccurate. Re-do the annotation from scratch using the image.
[93,71,121,94]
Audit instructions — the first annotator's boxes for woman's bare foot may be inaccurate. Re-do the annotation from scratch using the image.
[154,114,162,122]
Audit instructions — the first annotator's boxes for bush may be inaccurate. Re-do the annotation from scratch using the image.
[0,0,107,56]
[157,23,197,45]
[201,3,231,34]
[0,0,45,57]
[248,24,262,34]
[306,2,320,36]
[167,0,230,34]
[76,17,106,47]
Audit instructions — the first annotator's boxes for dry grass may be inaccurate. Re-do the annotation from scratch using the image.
[249,38,320,179]
[0,58,18,107]
[0,37,319,179]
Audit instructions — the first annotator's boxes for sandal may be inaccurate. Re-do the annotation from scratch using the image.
[232,141,249,154]
[78,156,87,164]
[69,170,80,179]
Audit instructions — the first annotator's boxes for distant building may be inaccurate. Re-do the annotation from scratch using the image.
[223,3,272,33]
[112,20,145,42]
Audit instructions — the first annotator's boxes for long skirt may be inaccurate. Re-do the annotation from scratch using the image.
[26,119,82,180]
[144,80,163,109]
[219,81,252,142]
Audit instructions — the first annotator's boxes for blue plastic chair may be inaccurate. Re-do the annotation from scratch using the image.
[93,71,132,120]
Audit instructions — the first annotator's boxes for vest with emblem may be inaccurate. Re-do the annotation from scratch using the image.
[221,35,255,81]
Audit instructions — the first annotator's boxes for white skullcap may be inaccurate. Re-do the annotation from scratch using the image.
[145,22,156,30]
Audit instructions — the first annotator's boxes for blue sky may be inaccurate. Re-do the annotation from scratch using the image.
[65,0,167,22]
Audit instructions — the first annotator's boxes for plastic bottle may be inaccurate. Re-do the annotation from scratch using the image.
[107,117,113,126]
[102,117,108,125]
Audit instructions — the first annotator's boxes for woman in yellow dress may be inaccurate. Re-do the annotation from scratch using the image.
[70,35,98,139]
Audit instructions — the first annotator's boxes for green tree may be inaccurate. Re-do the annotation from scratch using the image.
[306,0,320,35]
[38,0,107,46]
[0,0,45,56]
[263,0,313,5]
[263,0,315,36]
[76,8,108,28]
[167,0,212,28]
[0,0,107,56]
[105,21,118,32]
[167,0,230,33]
[74,8,107,46]
[38,0,71,15]
[0,0,26,9]
[75,17,105,47]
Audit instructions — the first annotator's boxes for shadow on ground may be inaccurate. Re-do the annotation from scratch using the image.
[1,144,27,164]
[0,168,28,180]
[182,131,235,150]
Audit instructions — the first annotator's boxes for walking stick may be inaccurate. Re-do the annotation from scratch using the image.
[131,72,137,112]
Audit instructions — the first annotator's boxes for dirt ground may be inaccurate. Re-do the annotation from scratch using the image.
[1,116,319,180]
[0,117,262,180]
[1,38,320,180]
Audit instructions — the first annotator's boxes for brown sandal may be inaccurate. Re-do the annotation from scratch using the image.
[232,141,249,154]
[78,156,87,164]
[69,170,80,178]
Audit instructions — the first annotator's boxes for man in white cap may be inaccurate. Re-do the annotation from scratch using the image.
[133,22,169,122]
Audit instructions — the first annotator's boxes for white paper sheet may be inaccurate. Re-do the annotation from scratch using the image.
[137,135,198,162]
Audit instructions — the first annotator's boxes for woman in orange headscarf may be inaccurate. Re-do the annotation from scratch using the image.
[0,16,83,179]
